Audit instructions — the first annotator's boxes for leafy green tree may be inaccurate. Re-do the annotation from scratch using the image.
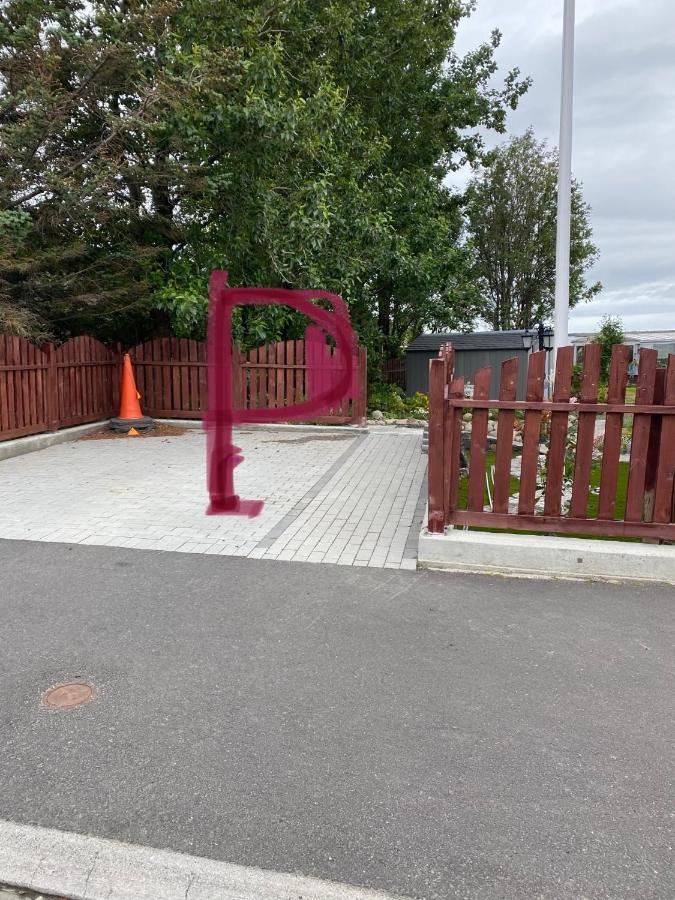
[593,315,625,383]
[464,130,601,331]
[0,0,529,354]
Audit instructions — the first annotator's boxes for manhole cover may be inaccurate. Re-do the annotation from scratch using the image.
[42,682,95,709]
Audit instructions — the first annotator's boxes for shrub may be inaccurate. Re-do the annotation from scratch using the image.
[405,392,428,418]
[368,383,407,417]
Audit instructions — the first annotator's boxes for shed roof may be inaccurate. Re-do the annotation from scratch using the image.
[407,330,528,353]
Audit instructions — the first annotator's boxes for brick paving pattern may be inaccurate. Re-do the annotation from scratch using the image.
[0,428,426,569]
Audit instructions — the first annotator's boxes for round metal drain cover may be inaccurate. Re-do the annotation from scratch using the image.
[43,682,95,709]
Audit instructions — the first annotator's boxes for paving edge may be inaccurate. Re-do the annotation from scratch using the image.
[418,525,675,585]
[0,422,109,462]
[0,820,406,900]
[155,418,369,435]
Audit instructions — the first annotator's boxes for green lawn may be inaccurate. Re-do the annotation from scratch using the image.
[457,450,634,541]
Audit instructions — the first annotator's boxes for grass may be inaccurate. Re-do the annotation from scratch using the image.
[452,384,639,542]
[457,450,634,541]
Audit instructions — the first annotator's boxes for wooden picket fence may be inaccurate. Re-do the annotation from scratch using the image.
[130,338,208,418]
[130,337,367,424]
[0,335,120,440]
[1,334,367,442]
[427,342,675,542]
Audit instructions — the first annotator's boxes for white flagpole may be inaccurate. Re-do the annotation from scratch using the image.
[553,0,576,355]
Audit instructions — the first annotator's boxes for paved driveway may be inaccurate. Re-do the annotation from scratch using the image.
[0,427,426,569]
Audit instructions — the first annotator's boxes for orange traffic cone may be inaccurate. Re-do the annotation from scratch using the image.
[110,353,154,433]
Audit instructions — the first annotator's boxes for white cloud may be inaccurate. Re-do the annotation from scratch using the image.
[453,0,675,331]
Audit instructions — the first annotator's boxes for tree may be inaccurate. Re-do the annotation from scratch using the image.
[0,1,529,355]
[464,130,601,331]
[593,315,625,383]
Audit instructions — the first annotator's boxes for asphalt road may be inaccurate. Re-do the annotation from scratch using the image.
[0,539,673,899]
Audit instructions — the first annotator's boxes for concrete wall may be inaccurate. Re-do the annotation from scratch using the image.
[406,348,530,399]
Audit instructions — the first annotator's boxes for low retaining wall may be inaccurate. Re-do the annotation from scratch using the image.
[418,525,675,585]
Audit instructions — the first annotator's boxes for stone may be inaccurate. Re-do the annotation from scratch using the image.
[371,410,384,420]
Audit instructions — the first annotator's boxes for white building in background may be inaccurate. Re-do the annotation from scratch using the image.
[569,331,675,367]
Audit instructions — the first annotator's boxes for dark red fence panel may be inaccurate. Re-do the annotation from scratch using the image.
[0,336,49,440]
[131,337,367,425]
[427,343,675,542]
[131,338,207,418]
[54,336,120,428]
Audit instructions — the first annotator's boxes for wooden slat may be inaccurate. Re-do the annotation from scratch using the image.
[249,346,258,409]
[466,367,491,511]
[543,346,574,516]
[441,347,455,522]
[447,376,465,513]
[358,346,368,425]
[170,338,180,411]
[28,342,37,425]
[180,339,190,410]
[73,339,82,421]
[82,338,90,417]
[18,337,29,429]
[188,340,199,411]
[518,351,546,515]
[91,338,100,417]
[276,341,285,408]
[198,340,207,411]
[492,357,519,514]
[56,339,65,423]
[8,337,17,431]
[267,342,277,408]
[159,338,169,412]
[35,343,44,427]
[135,340,147,412]
[652,355,675,524]
[427,357,446,533]
[0,337,9,432]
[643,369,665,523]
[84,338,91,417]
[625,349,658,522]
[446,399,674,414]
[13,337,23,429]
[232,344,243,410]
[446,509,674,541]
[260,344,270,407]
[285,342,295,406]
[569,343,601,518]
[598,344,630,519]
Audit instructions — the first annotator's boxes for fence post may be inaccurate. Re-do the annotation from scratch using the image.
[442,346,455,523]
[231,344,243,410]
[427,355,446,533]
[357,346,368,425]
[43,342,59,432]
[651,355,675,525]
[643,368,665,524]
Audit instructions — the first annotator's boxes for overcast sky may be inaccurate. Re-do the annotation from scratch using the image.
[452,0,675,333]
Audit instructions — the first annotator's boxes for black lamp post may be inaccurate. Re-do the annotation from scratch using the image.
[521,323,554,353]
[522,324,554,398]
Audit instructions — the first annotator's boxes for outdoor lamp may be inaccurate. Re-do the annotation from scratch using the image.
[522,324,554,353]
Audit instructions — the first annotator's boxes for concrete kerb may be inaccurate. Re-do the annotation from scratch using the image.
[418,522,675,585]
[0,420,370,463]
[155,418,369,436]
[0,819,406,900]
[0,421,108,462]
